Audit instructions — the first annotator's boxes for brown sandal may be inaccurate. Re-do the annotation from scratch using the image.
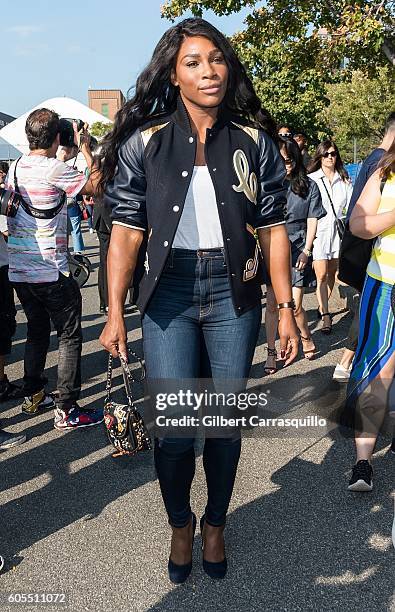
[300,335,316,360]
[264,347,277,374]
[320,313,332,335]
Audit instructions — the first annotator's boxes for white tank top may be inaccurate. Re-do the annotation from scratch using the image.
[172,166,224,250]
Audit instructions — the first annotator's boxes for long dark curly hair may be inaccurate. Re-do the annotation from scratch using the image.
[98,18,277,192]
[307,140,349,182]
[377,137,395,180]
[278,136,309,198]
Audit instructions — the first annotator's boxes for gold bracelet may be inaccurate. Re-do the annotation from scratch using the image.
[277,300,296,310]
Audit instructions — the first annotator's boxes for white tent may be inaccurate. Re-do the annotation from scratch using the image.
[0,97,112,165]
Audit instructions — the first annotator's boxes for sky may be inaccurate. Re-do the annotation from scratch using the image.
[1,0,254,118]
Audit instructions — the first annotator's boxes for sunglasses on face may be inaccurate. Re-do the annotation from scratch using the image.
[322,151,337,158]
[279,132,292,138]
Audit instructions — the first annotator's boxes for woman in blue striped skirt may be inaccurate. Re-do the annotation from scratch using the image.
[345,144,395,492]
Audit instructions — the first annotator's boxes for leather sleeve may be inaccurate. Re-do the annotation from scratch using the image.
[254,131,287,229]
[104,129,147,231]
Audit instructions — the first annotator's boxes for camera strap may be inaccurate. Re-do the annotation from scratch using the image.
[13,158,66,220]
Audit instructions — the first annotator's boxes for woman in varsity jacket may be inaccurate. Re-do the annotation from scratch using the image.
[99,18,299,583]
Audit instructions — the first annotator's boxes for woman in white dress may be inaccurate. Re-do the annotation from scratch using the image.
[308,141,353,333]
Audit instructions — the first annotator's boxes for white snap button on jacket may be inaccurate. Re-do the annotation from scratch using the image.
[182,170,188,177]
[163,241,169,247]
[188,137,194,143]
[172,205,180,212]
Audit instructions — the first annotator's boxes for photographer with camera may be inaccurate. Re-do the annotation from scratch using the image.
[2,108,103,430]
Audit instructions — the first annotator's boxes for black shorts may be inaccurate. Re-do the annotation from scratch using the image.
[0,266,16,356]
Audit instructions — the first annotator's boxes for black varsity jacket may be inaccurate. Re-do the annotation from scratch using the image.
[104,97,287,316]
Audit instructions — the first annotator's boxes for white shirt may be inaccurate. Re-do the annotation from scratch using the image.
[6,155,86,283]
[308,169,353,258]
[173,166,223,250]
[0,215,8,268]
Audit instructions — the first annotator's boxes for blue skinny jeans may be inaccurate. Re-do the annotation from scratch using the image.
[142,248,261,527]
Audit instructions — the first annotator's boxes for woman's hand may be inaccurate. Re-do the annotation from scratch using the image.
[100,314,128,360]
[295,251,309,270]
[278,310,299,366]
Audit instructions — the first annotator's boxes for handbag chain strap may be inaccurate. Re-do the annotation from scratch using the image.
[105,347,145,409]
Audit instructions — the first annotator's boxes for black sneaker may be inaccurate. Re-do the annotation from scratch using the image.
[0,428,26,450]
[0,376,23,402]
[348,460,373,492]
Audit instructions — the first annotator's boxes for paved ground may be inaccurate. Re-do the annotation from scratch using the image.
[1,229,394,612]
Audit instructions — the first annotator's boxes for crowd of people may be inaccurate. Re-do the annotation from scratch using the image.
[0,17,394,583]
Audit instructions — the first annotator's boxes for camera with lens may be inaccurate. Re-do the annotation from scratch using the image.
[0,185,24,217]
[59,118,85,147]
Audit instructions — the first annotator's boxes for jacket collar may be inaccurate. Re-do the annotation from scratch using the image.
[172,96,193,134]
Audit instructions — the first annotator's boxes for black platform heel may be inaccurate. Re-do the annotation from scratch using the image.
[320,312,332,334]
[200,515,227,579]
[168,513,196,584]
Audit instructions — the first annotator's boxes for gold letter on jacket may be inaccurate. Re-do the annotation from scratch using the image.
[232,150,257,204]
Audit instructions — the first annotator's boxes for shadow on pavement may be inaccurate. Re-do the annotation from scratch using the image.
[0,424,156,574]
[147,431,394,612]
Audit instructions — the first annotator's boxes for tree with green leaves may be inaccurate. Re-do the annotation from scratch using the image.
[321,66,395,162]
[162,1,394,141]
[90,121,112,139]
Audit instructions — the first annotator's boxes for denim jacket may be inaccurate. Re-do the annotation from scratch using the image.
[104,97,287,315]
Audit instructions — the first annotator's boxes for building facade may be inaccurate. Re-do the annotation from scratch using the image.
[88,90,125,121]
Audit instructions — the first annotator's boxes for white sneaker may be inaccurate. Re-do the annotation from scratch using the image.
[333,364,351,381]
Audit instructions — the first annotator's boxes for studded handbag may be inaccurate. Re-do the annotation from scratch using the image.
[103,348,151,458]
